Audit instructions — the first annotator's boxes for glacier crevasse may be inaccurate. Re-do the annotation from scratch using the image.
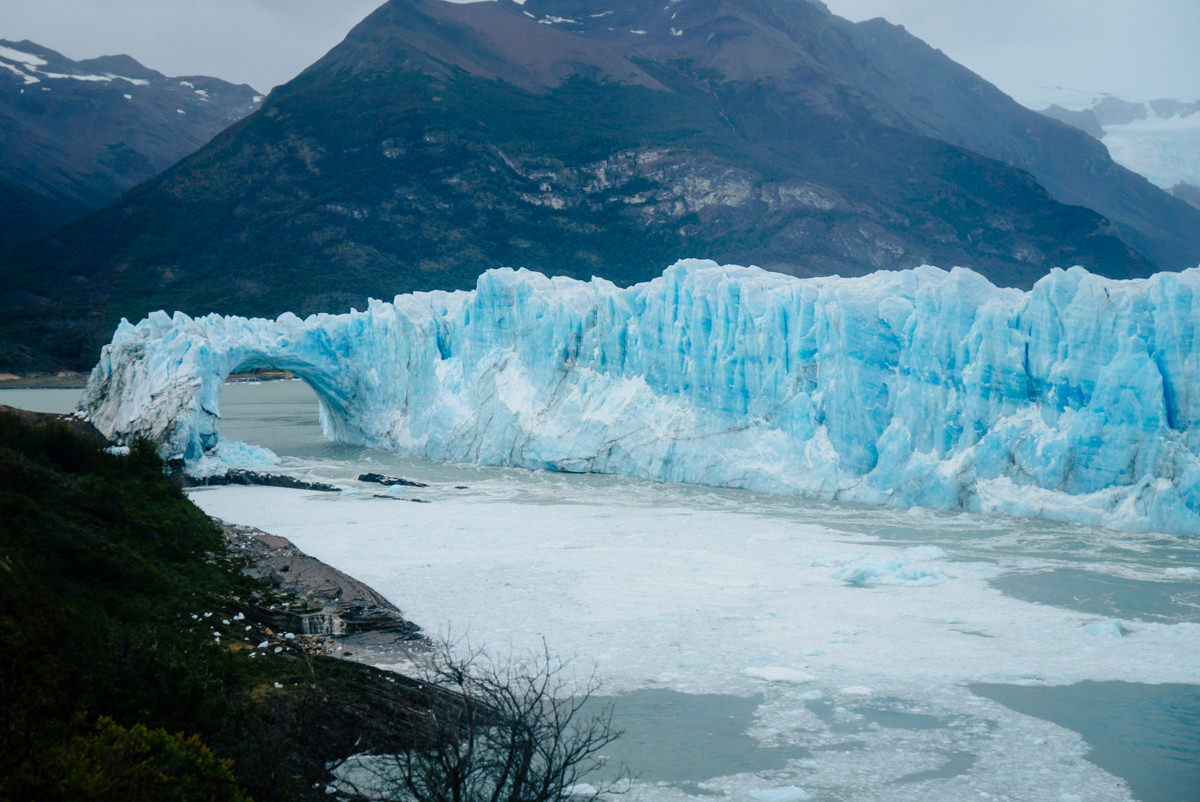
[78,260,1200,534]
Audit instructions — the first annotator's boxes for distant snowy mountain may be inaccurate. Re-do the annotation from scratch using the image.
[1036,90,1200,209]
[0,39,262,248]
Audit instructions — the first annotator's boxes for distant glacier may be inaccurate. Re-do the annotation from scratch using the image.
[79,260,1200,534]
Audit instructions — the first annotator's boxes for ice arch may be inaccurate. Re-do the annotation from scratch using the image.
[79,260,1200,534]
[77,304,406,462]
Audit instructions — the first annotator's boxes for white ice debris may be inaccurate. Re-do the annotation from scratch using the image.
[186,438,280,477]
[748,788,812,802]
[79,259,1200,535]
[832,547,949,586]
[744,666,817,684]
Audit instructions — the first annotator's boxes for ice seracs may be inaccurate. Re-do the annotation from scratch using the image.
[78,260,1200,534]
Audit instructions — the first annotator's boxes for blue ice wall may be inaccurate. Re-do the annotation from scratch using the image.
[79,260,1200,534]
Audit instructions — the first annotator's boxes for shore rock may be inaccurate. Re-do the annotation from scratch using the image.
[219,520,424,660]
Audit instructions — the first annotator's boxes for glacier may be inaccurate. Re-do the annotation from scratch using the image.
[77,259,1200,535]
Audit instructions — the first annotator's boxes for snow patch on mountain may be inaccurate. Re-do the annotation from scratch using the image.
[0,44,47,67]
[78,260,1200,535]
[0,61,39,84]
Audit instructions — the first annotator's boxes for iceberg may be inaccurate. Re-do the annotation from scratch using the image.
[78,259,1200,534]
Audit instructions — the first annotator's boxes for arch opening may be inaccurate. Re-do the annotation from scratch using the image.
[212,359,344,461]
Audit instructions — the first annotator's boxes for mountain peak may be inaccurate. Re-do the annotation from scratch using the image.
[315,0,847,92]
[6,0,1200,372]
[0,37,263,253]
[75,53,164,82]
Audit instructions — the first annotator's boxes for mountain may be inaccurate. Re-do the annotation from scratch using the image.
[1038,92,1200,211]
[80,260,1200,535]
[0,39,262,249]
[5,0,1200,371]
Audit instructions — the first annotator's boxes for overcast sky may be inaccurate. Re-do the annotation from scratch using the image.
[822,0,1200,106]
[2,0,1198,105]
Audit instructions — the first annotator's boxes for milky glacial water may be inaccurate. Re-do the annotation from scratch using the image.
[5,381,1198,801]
[0,387,82,414]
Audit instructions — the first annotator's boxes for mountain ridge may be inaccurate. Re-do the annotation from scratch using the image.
[0,38,262,249]
[3,0,1196,371]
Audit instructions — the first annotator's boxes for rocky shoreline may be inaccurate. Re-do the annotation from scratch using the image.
[2,402,431,666]
[0,403,428,663]
[218,519,426,665]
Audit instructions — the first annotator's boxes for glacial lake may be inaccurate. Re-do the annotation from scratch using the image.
[4,380,1199,801]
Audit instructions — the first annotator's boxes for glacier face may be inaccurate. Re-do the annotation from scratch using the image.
[78,260,1200,534]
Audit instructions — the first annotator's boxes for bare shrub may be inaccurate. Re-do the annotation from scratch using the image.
[337,639,627,802]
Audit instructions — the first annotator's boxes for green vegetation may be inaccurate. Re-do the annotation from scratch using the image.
[34,716,249,802]
[0,410,625,801]
[0,411,422,800]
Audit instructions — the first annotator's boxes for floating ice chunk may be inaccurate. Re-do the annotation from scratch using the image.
[744,666,816,684]
[840,686,874,696]
[186,438,280,477]
[748,786,812,802]
[832,548,948,586]
[1082,619,1127,638]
